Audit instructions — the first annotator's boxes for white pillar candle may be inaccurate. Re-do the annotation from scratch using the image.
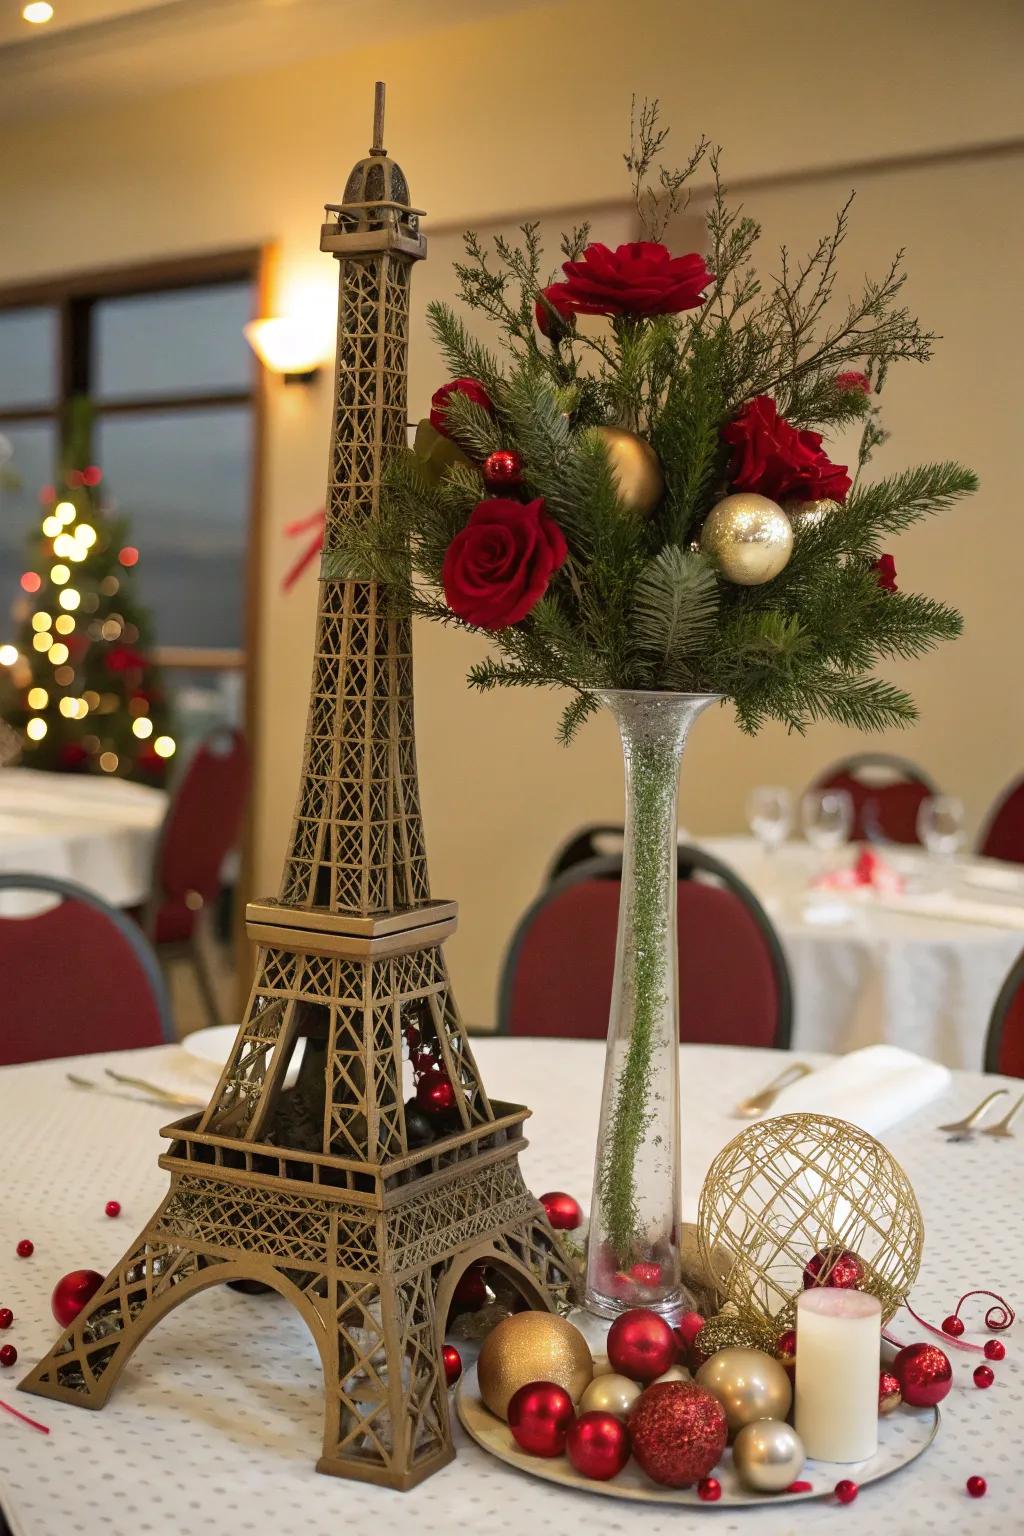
[794,1287,881,1462]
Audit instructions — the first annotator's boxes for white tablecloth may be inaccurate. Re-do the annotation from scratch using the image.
[0,767,166,909]
[0,1037,1019,1535]
[699,837,1024,1071]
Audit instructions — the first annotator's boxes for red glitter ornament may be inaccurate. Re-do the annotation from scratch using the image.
[0,1309,12,1330]
[607,1308,677,1383]
[416,1070,455,1115]
[16,1239,34,1258]
[508,1381,575,1458]
[834,1479,858,1504]
[51,1269,104,1328]
[442,1344,462,1387]
[941,1313,965,1337]
[973,1365,995,1389]
[966,1476,987,1498]
[697,1477,721,1502]
[451,1265,488,1311]
[629,1381,727,1487]
[985,1339,1005,1361]
[565,1411,631,1480]
[482,450,523,491]
[105,1200,121,1218]
[776,1328,797,1367]
[673,1311,706,1360]
[0,1345,17,1368]
[878,1369,902,1414]
[539,1191,582,1231]
[893,1342,952,1407]
[802,1247,863,1290]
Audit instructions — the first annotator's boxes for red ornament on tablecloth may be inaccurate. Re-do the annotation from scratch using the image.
[0,1345,17,1368]
[697,1476,722,1502]
[539,1191,582,1231]
[802,1247,863,1290]
[985,1339,1005,1361]
[607,1309,677,1383]
[892,1342,952,1407]
[629,1381,727,1487]
[878,1370,902,1414]
[973,1364,995,1389]
[441,1344,462,1388]
[834,1479,858,1504]
[415,1070,455,1115]
[0,1309,12,1330]
[16,1240,33,1258]
[507,1381,576,1458]
[451,1265,488,1312]
[482,450,523,491]
[51,1269,104,1328]
[105,1200,121,1219]
[966,1476,987,1498]
[565,1411,631,1480]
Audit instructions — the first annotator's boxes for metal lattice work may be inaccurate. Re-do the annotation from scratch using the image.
[19,85,578,1492]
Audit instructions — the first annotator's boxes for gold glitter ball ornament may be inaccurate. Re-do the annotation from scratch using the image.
[693,1312,768,1360]
[700,493,793,584]
[695,1347,792,1434]
[578,1371,643,1420]
[476,1310,593,1420]
[697,1113,924,1337]
[781,495,841,530]
[593,425,664,516]
[732,1419,805,1492]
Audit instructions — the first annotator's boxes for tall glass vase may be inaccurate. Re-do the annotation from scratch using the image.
[584,689,721,1319]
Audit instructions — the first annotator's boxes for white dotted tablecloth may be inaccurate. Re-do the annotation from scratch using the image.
[0,1038,1020,1535]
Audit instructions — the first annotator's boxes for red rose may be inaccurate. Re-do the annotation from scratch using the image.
[558,241,714,318]
[872,554,898,592]
[722,396,851,502]
[429,377,494,439]
[534,283,579,337]
[442,497,567,630]
[835,371,871,394]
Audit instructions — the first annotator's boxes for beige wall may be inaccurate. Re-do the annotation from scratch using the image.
[2,0,1023,1025]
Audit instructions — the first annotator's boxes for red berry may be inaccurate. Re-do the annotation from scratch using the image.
[0,1308,12,1330]
[787,1480,813,1493]
[16,1239,33,1258]
[966,1476,987,1499]
[105,1200,121,1218]
[834,1479,858,1504]
[973,1365,995,1389]
[403,1024,421,1048]
[697,1477,721,1502]
[941,1313,965,1337]
[0,1345,17,1368]
[984,1339,1005,1361]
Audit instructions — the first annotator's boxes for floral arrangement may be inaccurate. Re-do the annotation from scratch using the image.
[328,100,974,742]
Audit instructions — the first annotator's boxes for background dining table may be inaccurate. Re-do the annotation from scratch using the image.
[0,1036,1018,1535]
[699,836,1024,1070]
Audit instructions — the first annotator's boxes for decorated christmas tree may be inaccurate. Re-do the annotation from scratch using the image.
[0,459,175,783]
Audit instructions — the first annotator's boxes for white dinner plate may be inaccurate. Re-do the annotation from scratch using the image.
[180,1024,305,1086]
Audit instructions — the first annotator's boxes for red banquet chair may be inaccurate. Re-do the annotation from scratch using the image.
[0,873,172,1067]
[978,777,1024,865]
[141,726,250,1027]
[985,948,1024,1079]
[810,753,938,845]
[498,845,792,1047]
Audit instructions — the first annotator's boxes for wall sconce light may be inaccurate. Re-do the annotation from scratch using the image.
[244,317,326,385]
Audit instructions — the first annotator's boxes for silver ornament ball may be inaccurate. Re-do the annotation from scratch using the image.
[782,495,841,531]
[700,493,793,585]
[732,1419,806,1492]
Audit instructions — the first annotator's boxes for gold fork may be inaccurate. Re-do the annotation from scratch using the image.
[66,1072,201,1110]
[103,1067,202,1106]
[734,1062,814,1118]
[937,1089,1007,1140]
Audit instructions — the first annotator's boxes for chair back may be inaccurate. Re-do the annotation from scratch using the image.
[978,777,1024,865]
[985,948,1024,1078]
[498,845,792,1046]
[0,873,173,1066]
[547,824,626,883]
[150,727,249,942]
[812,753,937,844]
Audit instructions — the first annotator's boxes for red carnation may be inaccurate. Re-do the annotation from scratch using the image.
[835,371,871,394]
[534,283,578,338]
[872,554,898,592]
[558,241,714,318]
[722,396,851,503]
[442,497,567,630]
[429,377,494,439]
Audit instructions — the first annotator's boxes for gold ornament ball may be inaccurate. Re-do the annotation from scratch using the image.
[696,1347,792,1434]
[476,1310,593,1421]
[594,425,664,517]
[700,493,793,585]
[693,1313,766,1360]
[651,1364,691,1385]
[578,1371,643,1420]
[732,1419,805,1492]
[781,496,840,531]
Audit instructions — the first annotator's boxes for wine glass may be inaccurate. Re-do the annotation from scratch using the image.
[747,787,794,858]
[917,795,965,886]
[800,789,854,872]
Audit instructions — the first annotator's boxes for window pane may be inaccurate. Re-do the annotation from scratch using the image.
[94,283,254,400]
[95,407,250,650]
[0,420,57,620]
[0,308,58,410]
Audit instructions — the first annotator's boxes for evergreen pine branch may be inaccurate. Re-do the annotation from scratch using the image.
[442,392,503,460]
[631,547,719,685]
[426,302,506,395]
[558,691,600,743]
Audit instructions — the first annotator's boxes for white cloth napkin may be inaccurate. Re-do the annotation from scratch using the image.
[769,1044,952,1136]
[874,891,1024,932]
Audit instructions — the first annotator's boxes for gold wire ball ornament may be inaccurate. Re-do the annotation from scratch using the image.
[476,1310,594,1420]
[700,493,794,584]
[593,425,665,516]
[782,496,841,530]
[697,1114,924,1336]
[693,1312,772,1360]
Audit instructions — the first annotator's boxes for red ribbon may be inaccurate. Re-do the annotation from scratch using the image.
[887,1289,1015,1354]
[282,508,325,592]
[0,1398,50,1434]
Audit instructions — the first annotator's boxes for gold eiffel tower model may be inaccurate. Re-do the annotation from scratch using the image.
[21,83,575,1491]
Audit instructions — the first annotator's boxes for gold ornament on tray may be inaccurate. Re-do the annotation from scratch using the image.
[697,1114,924,1339]
[700,492,793,584]
[782,495,840,530]
[477,1310,594,1420]
[579,1372,643,1420]
[593,425,664,516]
[732,1419,805,1492]
[695,1347,792,1434]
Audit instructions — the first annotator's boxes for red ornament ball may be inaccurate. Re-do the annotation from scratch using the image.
[629,1381,727,1488]
[482,450,523,491]
[51,1269,104,1328]
[834,1479,858,1504]
[451,1265,488,1312]
[0,1308,12,1330]
[893,1342,953,1408]
[0,1345,17,1368]
[16,1239,34,1258]
[985,1339,1005,1362]
[673,1311,706,1358]
[698,1477,722,1502]
[105,1200,122,1219]
[878,1369,902,1415]
[629,1261,662,1287]
[539,1191,582,1231]
[508,1380,576,1458]
[973,1365,995,1389]
[941,1314,965,1337]
[966,1476,987,1499]
[776,1328,797,1367]
[802,1247,863,1290]
[565,1411,631,1480]
[607,1308,677,1383]
[442,1344,462,1388]
[416,1070,455,1115]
